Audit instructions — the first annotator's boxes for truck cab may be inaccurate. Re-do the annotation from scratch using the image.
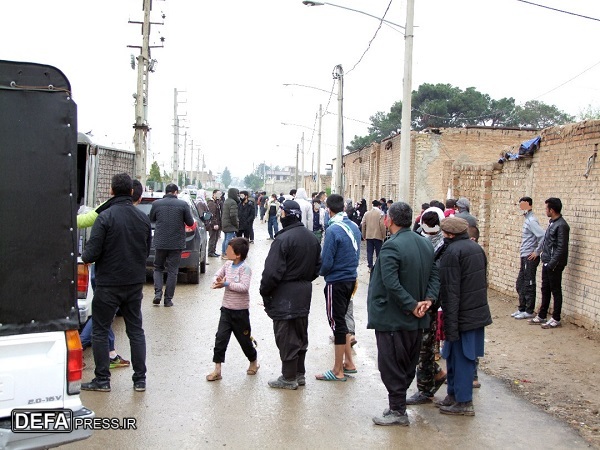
[0,60,94,448]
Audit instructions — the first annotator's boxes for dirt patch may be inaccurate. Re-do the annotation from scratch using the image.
[482,290,600,447]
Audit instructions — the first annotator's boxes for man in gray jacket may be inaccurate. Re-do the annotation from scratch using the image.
[149,184,194,307]
[512,197,545,320]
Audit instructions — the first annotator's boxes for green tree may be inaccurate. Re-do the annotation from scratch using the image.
[147,161,162,182]
[348,83,575,149]
[221,167,232,188]
[244,173,263,191]
[578,104,600,121]
[514,100,574,128]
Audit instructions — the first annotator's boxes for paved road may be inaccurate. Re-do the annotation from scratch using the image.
[72,219,589,449]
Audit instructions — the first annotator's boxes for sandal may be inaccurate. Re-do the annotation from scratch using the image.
[206,372,222,382]
[315,370,347,382]
[246,364,260,375]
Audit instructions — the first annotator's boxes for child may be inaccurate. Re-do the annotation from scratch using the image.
[206,237,259,381]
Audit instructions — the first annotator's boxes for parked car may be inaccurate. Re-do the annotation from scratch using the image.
[136,191,209,284]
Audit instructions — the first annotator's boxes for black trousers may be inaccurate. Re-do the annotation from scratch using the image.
[273,317,309,380]
[92,284,146,383]
[213,307,257,364]
[539,264,564,321]
[516,256,540,314]
[153,249,182,301]
[375,329,422,413]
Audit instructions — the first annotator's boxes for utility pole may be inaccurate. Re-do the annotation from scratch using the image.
[172,88,186,185]
[173,88,180,184]
[317,104,322,193]
[295,144,299,190]
[333,64,344,196]
[183,131,187,186]
[301,132,305,191]
[398,0,415,203]
[128,0,164,186]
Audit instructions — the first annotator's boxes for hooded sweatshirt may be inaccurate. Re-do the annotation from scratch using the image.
[222,188,240,232]
[294,188,314,231]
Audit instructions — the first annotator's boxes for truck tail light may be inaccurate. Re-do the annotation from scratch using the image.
[181,251,191,259]
[66,330,83,394]
[77,263,89,299]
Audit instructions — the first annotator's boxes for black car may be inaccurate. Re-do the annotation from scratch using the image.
[136,192,209,283]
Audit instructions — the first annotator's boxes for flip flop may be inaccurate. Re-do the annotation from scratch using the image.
[246,364,260,375]
[315,370,347,382]
[206,372,222,382]
[343,368,358,374]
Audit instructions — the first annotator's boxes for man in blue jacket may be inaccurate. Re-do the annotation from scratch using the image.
[367,201,440,426]
[316,194,361,382]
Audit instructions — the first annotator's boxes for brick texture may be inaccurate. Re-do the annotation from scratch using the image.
[340,122,600,329]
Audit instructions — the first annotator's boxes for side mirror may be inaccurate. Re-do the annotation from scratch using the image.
[202,211,212,222]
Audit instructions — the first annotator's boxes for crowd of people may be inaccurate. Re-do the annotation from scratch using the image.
[78,175,570,426]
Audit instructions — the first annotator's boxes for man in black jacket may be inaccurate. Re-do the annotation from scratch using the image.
[207,189,222,257]
[530,197,570,329]
[81,173,151,392]
[437,217,492,416]
[237,190,255,242]
[260,200,322,390]
[149,183,194,307]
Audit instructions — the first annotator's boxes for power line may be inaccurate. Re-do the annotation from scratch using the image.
[516,0,600,22]
[346,0,394,76]
[533,58,600,100]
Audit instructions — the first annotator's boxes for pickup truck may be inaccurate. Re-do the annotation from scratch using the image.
[0,59,95,448]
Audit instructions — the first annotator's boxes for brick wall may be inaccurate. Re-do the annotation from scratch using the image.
[341,121,600,328]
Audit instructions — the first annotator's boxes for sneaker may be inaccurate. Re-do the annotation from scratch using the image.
[296,373,306,386]
[372,409,410,426]
[268,375,298,390]
[528,315,547,325]
[510,310,522,317]
[109,355,130,369]
[152,298,161,306]
[541,318,561,329]
[164,300,174,307]
[515,312,535,320]
[81,378,111,392]
[434,394,455,408]
[406,391,433,405]
[439,401,475,416]
[133,381,146,392]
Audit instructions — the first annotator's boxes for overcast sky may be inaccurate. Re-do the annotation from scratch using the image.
[3,0,600,180]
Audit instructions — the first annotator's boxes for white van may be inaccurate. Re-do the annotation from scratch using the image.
[0,60,94,448]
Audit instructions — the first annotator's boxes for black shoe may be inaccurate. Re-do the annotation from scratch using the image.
[208,252,220,257]
[406,391,433,405]
[81,378,111,392]
[164,300,174,307]
[439,401,475,416]
[434,394,456,408]
[134,381,146,392]
[152,298,161,306]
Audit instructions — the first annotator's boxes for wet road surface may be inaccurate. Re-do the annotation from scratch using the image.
[72,220,589,449]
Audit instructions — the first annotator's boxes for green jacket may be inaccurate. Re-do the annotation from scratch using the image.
[77,209,99,229]
[367,228,440,331]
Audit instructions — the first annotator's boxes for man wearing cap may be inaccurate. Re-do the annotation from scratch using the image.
[317,194,361,382]
[149,183,194,307]
[260,200,322,390]
[436,216,492,416]
[367,202,439,426]
[360,200,386,273]
[455,197,478,227]
[406,207,448,406]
